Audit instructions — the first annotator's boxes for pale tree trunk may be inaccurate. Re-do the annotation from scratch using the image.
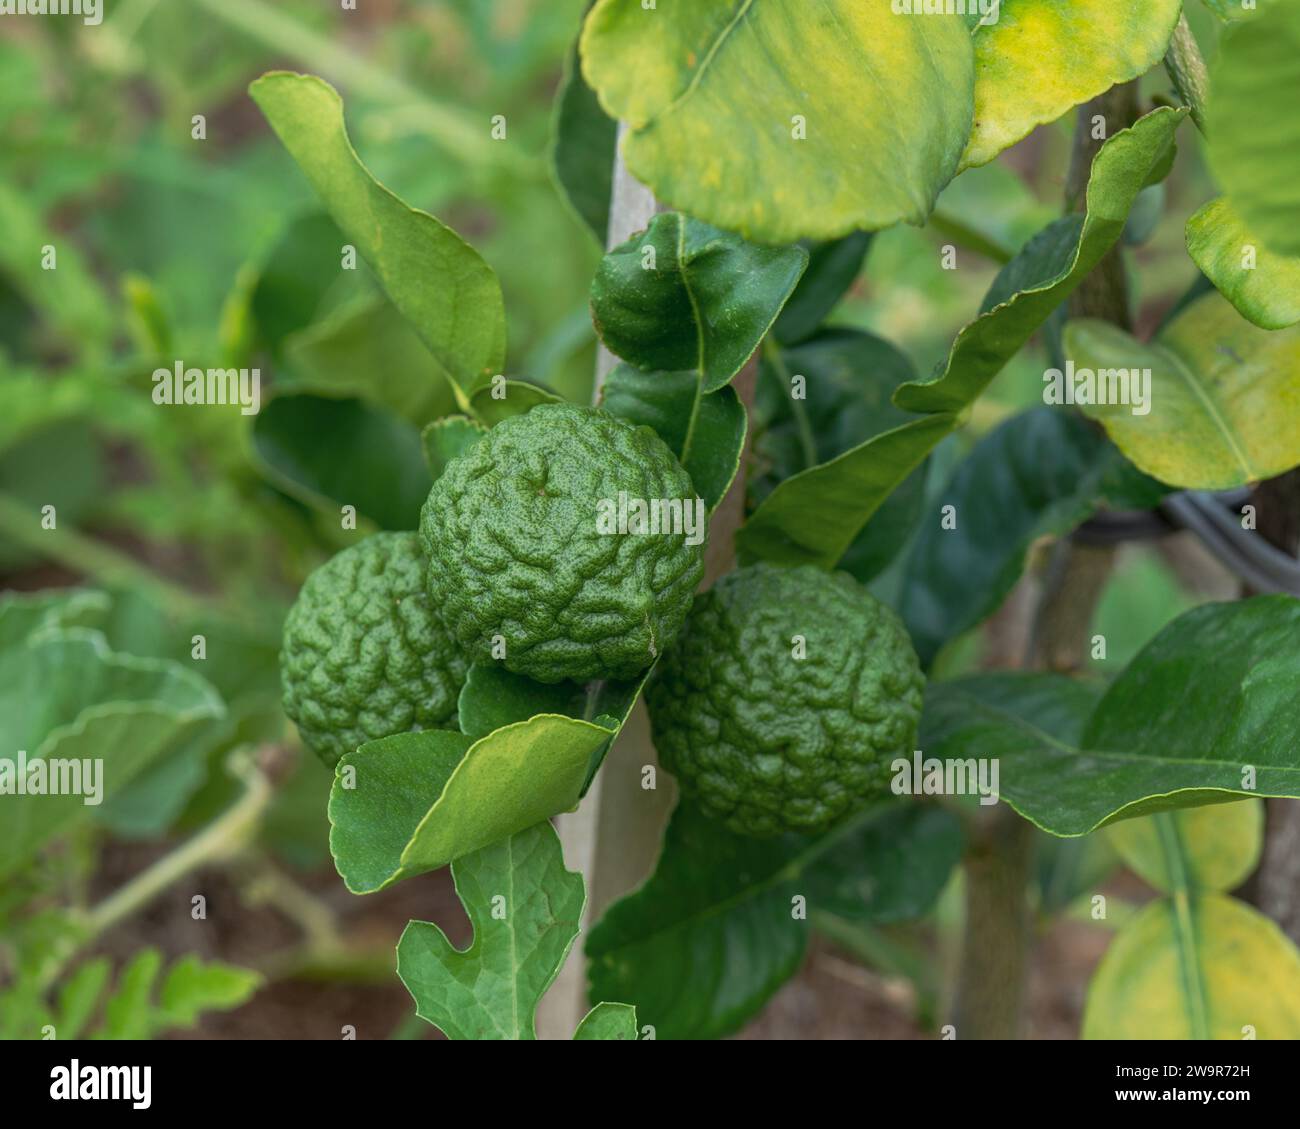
[539,126,755,1037]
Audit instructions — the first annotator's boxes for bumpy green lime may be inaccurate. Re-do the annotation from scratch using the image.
[646,562,924,837]
[280,531,469,767]
[420,403,705,684]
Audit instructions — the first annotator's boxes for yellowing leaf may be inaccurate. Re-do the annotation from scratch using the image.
[1106,800,1264,895]
[1187,198,1300,330]
[1065,292,1300,489]
[962,0,1183,169]
[580,0,973,242]
[1084,893,1300,1039]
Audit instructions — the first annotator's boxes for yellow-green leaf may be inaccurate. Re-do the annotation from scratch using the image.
[962,0,1183,170]
[1084,893,1300,1039]
[1187,198,1300,330]
[580,0,974,243]
[1106,801,1264,895]
[1209,0,1300,258]
[1065,291,1300,489]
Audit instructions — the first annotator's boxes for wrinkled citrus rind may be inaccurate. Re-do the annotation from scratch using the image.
[280,531,469,767]
[647,562,924,837]
[421,403,705,685]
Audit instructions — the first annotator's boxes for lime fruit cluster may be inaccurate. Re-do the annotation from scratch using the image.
[280,531,469,767]
[420,402,705,685]
[646,562,924,837]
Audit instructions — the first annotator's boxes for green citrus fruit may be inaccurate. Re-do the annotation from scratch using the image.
[420,403,705,684]
[646,562,924,837]
[280,531,469,767]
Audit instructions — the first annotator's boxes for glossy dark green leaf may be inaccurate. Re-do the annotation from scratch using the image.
[921,599,1300,837]
[773,233,872,346]
[249,211,345,355]
[586,800,952,1040]
[590,212,808,393]
[457,664,586,742]
[803,805,963,925]
[901,408,1166,666]
[749,329,929,582]
[894,108,1185,414]
[601,364,745,511]
[252,393,431,531]
[549,33,616,243]
[421,415,487,481]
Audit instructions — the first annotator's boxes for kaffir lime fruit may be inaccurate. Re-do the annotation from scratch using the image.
[646,562,924,837]
[420,402,705,684]
[280,531,469,767]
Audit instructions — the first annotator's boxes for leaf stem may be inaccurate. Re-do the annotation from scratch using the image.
[1152,813,1211,1039]
[761,335,817,472]
[1164,13,1210,135]
[39,751,274,991]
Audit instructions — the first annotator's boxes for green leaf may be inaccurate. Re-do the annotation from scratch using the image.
[601,365,746,511]
[1106,801,1264,895]
[920,598,1300,837]
[397,821,585,1040]
[803,805,963,925]
[895,107,1185,414]
[748,329,932,582]
[1208,1,1300,258]
[456,665,586,741]
[735,413,957,571]
[1186,198,1300,330]
[900,408,1165,666]
[550,32,616,242]
[580,0,974,242]
[591,212,808,393]
[0,629,225,878]
[586,801,954,1040]
[56,958,112,1040]
[97,950,163,1041]
[421,416,487,481]
[573,1001,639,1040]
[330,718,615,893]
[158,954,262,1029]
[1083,893,1300,1039]
[1065,291,1300,489]
[773,233,872,346]
[251,393,432,530]
[248,211,346,355]
[468,380,563,427]
[961,0,1183,170]
[281,296,459,424]
[249,72,505,400]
